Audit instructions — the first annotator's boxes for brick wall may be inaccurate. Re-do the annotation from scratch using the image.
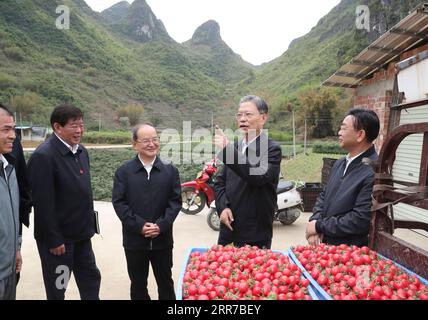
[352,44,428,151]
[354,91,392,153]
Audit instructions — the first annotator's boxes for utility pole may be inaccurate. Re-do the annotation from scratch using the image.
[211,111,214,134]
[304,117,307,155]
[287,103,296,159]
[291,105,296,159]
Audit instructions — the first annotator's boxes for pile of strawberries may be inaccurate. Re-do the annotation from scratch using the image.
[292,244,428,300]
[181,245,312,300]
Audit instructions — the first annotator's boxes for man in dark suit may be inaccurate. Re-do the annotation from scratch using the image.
[28,105,101,300]
[213,95,282,249]
[306,108,380,247]
[112,124,181,300]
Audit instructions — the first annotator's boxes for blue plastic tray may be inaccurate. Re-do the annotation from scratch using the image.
[177,247,318,300]
[288,248,428,300]
[377,253,428,286]
[287,249,332,300]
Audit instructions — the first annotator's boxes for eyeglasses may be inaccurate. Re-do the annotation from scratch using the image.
[235,112,262,119]
[136,137,160,145]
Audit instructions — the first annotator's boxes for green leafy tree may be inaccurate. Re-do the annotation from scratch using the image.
[10,91,41,122]
[117,103,145,126]
[298,88,338,139]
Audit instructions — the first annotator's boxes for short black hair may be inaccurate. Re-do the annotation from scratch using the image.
[347,108,380,143]
[239,95,269,114]
[0,103,13,117]
[50,104,83,128]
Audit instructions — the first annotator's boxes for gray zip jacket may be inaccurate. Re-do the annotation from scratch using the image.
[0,163,20,280]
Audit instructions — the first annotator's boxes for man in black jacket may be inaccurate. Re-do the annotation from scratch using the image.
[112,124,181,300]
[306,108,380,247]
[28,105,101,300]
[213,95,282,249]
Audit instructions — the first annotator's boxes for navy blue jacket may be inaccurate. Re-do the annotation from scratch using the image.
[112,156,181,250]
[28,134,95,248]
[214,133,282,244]
[309,145,378,246]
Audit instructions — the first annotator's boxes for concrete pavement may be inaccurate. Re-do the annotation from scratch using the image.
[16,202,311,300]
[16,202,428,300]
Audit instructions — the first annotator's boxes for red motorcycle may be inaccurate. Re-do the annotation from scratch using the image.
[181,158,219,215]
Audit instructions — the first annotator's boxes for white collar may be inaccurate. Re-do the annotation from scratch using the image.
[55,133,79,154]
[0,154,8,168]
[346,151,365,164]
[242,132,262,149]
[138,155,156,168]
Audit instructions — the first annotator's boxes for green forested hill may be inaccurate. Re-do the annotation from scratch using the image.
[247,0,425,110]
[0,0,252,129]
[0,0,424,131]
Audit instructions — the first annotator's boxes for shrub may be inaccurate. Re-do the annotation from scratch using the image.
[0,73,17,89]
[312,142,347,154]
[3,46,25,61]
[82,131,132,145]
[268,131,293,142]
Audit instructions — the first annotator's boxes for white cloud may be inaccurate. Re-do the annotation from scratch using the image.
[85,0,341,65]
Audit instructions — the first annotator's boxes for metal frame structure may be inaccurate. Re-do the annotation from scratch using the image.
[323,3,428,88]
[369,123,428,279]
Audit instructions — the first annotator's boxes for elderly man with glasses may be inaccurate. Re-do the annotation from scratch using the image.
[213,95,282,249]
[112,123,181,300]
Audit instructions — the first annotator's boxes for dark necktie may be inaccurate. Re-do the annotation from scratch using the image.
[0,160,13,180]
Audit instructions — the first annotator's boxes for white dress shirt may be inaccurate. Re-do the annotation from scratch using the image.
[343,151,365,176]
[54,133,79,154]
[138,155,156,180]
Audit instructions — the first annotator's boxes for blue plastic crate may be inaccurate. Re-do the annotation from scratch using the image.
[177,247,319,300]
[288,248,428,300]
[287,249,332,300]
[176,247,207,300]
[377,253,428,286]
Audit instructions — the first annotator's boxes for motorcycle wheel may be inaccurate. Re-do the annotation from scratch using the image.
[279,208,301,225]
[207,208,220,231]
[181,186,206,215]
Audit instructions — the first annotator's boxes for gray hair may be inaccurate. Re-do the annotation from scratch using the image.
[239,95,269,114]
[131,122,156,142]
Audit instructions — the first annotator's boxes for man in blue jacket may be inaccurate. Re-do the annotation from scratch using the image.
[28,105,101,300]
[112,124,181,300]
[306,108,380,247]
[0,104,20,300]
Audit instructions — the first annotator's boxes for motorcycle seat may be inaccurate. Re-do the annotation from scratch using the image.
[277,181,294,194]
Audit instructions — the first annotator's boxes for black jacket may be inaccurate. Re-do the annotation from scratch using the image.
[309,145,378,246]
[112,156,181,250]
[28,134,95,248]
[5,136,32,228]
[214,133,282,244]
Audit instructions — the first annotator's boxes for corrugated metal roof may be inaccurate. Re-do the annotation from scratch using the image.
[323,3,428,88]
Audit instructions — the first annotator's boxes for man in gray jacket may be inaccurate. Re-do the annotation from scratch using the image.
[0,104,20,300]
